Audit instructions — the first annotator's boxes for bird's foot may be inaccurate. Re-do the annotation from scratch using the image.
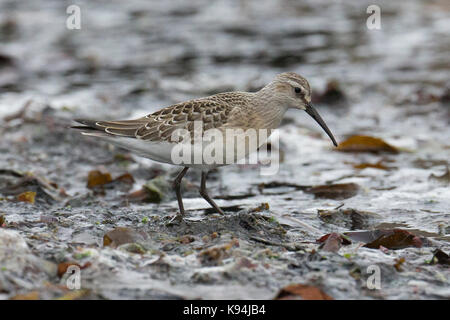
[166,211,184,225]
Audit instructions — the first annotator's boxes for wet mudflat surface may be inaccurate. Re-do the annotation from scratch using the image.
[0,0,449,299]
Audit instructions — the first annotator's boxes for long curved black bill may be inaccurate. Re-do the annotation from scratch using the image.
[305,103,338,147]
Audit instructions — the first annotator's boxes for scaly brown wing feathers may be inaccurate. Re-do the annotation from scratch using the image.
[72,93,250,142]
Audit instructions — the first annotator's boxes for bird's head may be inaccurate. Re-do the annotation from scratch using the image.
[271,72,338,147]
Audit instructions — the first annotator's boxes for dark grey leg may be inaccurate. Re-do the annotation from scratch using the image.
[199,171,225,215]
[173,167,189,215]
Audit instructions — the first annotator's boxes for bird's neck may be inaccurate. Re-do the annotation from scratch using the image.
[251,87,289,130]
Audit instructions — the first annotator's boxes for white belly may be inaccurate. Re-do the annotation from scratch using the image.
[87,129,271,170]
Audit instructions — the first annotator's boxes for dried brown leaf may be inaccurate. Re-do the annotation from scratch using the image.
[87,170,112,189]
[320,232,344,252]
[364,229,422,249]
[336,135,398,154]
[353,161,390,170]
[275,284,333,300]
[17,191,36,204]
[317,233,351,246]
[344,229,423,250]
[114,172,135,184]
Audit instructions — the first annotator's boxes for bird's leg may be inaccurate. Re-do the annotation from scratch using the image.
[199,171,225,215]
[173,167,189,215]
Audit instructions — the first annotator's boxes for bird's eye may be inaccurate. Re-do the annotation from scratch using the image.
[294,87,301,94]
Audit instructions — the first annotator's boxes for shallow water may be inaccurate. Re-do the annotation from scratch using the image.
[0,0,449,299]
